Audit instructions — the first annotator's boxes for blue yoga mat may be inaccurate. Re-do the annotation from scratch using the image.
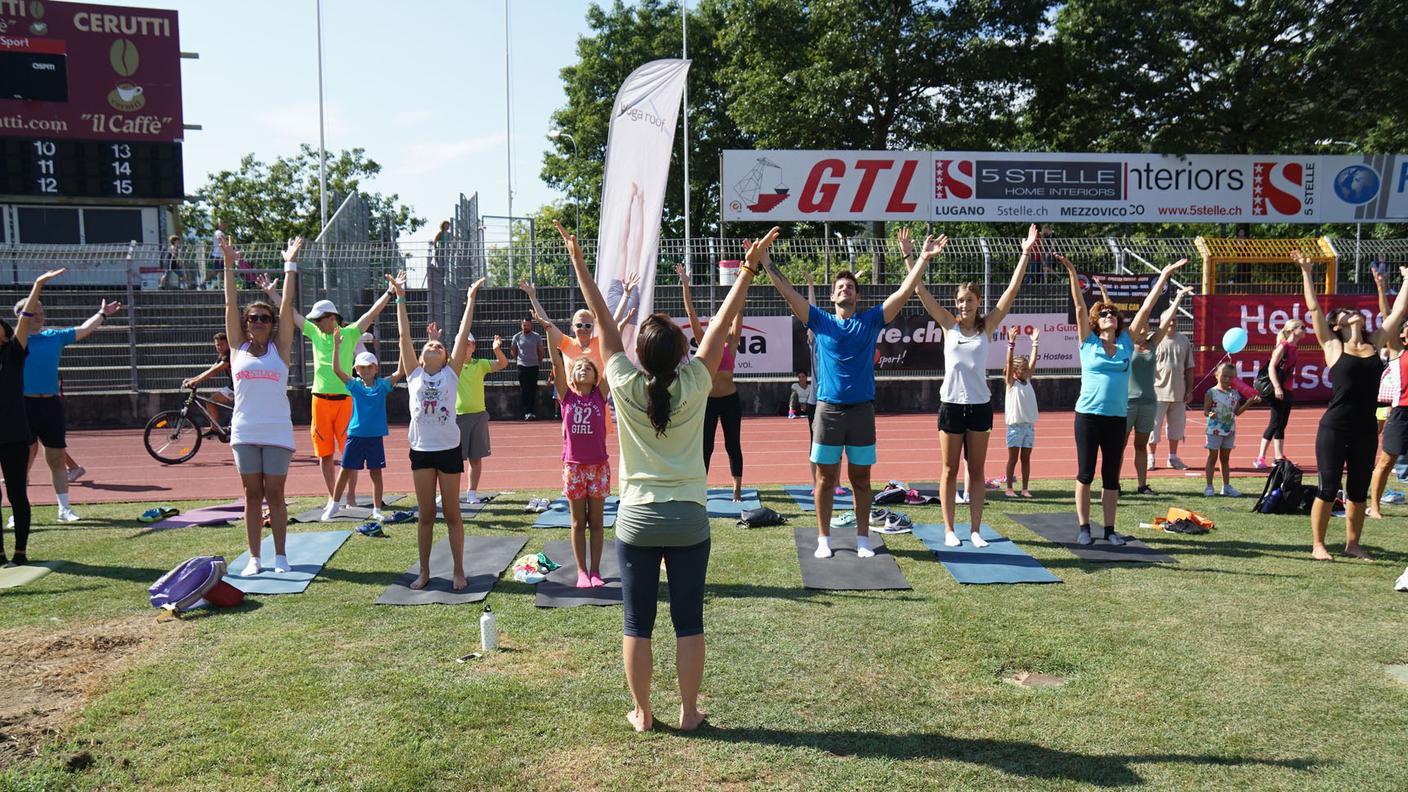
[706,488,762,518]
[912,523,1061,585]
[532,496,619,529]
[225,530,352,594]
[783,484,854,512]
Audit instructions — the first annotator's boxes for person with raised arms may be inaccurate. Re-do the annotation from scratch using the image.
[224,235,302,576]
[395,276,481,590]
[911,224,1034,548]
[555,218,778,733]
[677,262,747,501]
[1126,283,1196,496]
[1056,254,1181,546]
[763,228,937,559]
[1293,253,1408,561]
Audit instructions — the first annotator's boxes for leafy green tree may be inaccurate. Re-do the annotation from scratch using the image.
[179,145,425,243]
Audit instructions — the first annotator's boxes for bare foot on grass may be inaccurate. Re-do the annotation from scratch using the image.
[627,708,653,732]
[1344,544,1375,561]
[679,708,707,731]
[1311,545,1333,561]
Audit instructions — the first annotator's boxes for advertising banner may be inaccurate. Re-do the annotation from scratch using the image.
[0,1,183,142]
[595,59,690,364]
[1069,272,1168,324]
[1191,293,1383,401]
[675,315,795,374]
[722,150,1408,224]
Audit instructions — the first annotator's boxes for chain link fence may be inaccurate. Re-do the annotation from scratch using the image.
[4,235,1406,393]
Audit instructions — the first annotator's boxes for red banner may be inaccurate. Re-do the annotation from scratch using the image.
[0,2,182,142]
[1191,293,1383,401]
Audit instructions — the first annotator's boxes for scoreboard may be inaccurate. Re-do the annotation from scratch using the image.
[0,137,183,200]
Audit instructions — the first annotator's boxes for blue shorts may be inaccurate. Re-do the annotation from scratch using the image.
[810,401,877,466]
[341,435,386,470]
[1006,422,1035,449]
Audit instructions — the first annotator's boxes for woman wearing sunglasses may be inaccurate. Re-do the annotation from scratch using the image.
[223,234,302,577]
[520,279,637,399]
[1056,254,1182,546]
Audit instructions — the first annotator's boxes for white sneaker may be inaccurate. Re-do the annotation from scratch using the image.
[1146,454,1156,470]
[1395,568,1408,592]
[273,554,291,573]
[66,465,86,483]
[956,490,969,504]
[1221,484,1241,498]
[369,509,385,522]
[56,508,80,523]
[1204,485,1216,497]
[6,516,12,529]
[242,556,262,577]
[1168,455,1188,470]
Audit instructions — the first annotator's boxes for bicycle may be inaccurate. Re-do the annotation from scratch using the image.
[143,388,231,464]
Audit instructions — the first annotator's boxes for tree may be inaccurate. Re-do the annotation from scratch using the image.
[179,145,425,242]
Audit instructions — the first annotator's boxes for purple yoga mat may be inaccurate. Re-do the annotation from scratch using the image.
[141,502,248,533]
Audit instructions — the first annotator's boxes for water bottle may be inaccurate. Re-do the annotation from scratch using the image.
[480,605,498,651]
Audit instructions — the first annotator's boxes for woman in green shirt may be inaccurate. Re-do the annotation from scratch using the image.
[555,220,778,733]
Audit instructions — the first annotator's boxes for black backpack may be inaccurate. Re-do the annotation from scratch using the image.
[738,507,788,528]
[1253,459,1306,515]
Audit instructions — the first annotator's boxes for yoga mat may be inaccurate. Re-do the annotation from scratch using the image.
[141,501,245,533]
[783,484,855,512]
[225,530,352,594]
[794,526,910,591]
[1008,512,1177,564]
[532,497,619,529]
[911,523,1061,585]
[375,535,526,606]
[291,495,411,523]
[706,488,762,518]
[535,539,623,607]
[0,562,61,589]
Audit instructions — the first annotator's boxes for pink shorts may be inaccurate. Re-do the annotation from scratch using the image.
[563,461,611,500]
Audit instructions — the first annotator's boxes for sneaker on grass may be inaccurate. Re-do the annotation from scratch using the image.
[1221,484,1241,498]
[1168,454,1188,470]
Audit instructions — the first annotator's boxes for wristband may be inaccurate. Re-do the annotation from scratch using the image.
[395,297,405,305]
[284,261,298,273]
[18,311,34,318]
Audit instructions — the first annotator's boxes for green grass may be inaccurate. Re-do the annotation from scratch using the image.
[3,482,1407,791]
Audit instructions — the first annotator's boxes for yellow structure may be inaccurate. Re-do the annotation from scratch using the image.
[1193,236,1338,295]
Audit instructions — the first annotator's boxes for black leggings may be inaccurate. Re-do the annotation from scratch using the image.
[1262,392,1294,441]
[1315,421,1377,502]
[704,392,743,477]
[619,538,710,639]
[1074,412,1127,490]
[0,441,31,556]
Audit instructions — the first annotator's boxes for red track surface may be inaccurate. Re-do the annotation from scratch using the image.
[35,407,1328,506]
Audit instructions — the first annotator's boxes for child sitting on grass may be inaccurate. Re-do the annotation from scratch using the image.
[1003,326,1040,498]
[549,341,611,588]
[329,318,405,521]
[1204,362,1259,497]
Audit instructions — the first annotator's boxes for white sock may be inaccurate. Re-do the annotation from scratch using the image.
[467,489,478,502]
[57,493,70,510]
[814,536,833,559]
[855,535,875,558]
[273,554,290,573]
[325,497,337,509]
[242,556,261,576]
[944,530,961,547]
[969,530,990,548]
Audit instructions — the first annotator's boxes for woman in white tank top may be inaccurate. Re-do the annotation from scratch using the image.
[222,235,302,577]
[392,274,482,591]
[911,224,1038,549]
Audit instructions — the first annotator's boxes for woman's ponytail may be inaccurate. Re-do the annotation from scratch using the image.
[637,313,687,437]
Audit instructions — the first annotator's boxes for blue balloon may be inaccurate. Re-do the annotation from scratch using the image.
[1222,327,1248,354]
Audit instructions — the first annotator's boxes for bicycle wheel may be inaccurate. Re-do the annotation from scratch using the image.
[144,410,203,464]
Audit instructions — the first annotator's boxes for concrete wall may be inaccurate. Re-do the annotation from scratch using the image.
[63,375,1091,429]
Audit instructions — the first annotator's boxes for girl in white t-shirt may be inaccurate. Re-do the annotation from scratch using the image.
[1003,326,1041,498]
[392,274,483,591]
[223,234,301,577]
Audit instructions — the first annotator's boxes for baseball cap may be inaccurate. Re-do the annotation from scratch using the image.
[354,351,378,367]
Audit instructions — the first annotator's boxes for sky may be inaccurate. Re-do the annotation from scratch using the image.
[82,0,611,243]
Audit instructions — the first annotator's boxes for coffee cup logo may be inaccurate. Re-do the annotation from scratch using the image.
[27,0,47,35]
[106,38,146,111]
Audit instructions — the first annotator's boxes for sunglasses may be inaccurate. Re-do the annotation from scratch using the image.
[247,314,275,324]
[1097,309,1119,318]
[574,322,593,330]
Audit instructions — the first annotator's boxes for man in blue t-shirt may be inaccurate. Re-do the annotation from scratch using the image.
[763,233,936,559]
[14,294,124,523]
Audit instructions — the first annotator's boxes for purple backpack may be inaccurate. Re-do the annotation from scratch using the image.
[149,556,227,612]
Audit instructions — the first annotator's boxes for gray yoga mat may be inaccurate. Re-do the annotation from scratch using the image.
[783,484,855,512]
[534,539,623,607]
[912,522,1061,585]
[532,496,619,529]
[706,488,762,518]
[375,534,527,605]
[1008,512,1177,564]
[794,526,911,591]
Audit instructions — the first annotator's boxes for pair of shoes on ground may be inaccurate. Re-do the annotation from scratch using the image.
[1380,490,1406,505]
[524,498,552,513]
[1204,485,1242,498]
[867,509,913,535]
[356,521,386,538]
[138,506,180,524]
[241,555,290,576]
